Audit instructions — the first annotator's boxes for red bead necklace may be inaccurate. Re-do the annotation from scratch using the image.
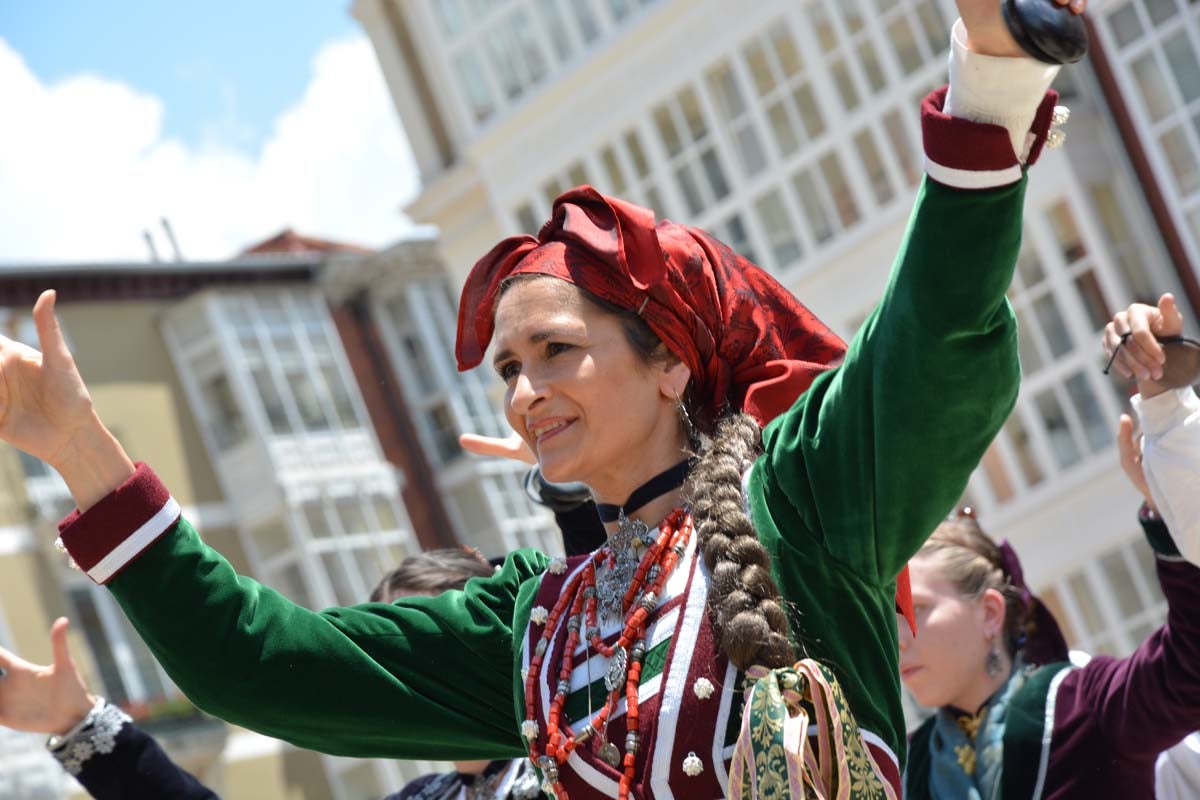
[524,508,693,800]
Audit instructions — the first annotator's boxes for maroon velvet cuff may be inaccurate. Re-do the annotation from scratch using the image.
[921,86,1059,189]
[57,463,181,585]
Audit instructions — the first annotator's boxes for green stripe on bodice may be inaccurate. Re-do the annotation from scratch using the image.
[563,636,672,723]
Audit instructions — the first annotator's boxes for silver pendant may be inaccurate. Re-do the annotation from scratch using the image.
[597,512,656,622]
[609,510,654,554]
[599,740,621,767]
[604,645,628,692]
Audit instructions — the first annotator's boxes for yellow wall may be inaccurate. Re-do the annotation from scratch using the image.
[0,292,391,799]
[202,525,253,576]
[0,448,34,527]
[215,744,335,800]
[58,300,224,508]
[0,549,66,663]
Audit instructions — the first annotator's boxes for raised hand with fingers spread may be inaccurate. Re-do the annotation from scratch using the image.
[0,290,134,511]
[0,617,94,736]
[0,618,220,799]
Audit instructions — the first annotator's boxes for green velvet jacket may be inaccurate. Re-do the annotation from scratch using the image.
[82,174,1024,781]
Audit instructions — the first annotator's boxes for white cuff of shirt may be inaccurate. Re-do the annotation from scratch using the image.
[1131,386,1200,437]
[944,19,1061,162]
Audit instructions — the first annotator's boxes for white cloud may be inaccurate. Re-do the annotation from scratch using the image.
[0,35,420,262]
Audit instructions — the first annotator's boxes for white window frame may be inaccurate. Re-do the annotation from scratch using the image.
[503,1,947,280]
[411,0,665,138]
[1094,1,1200,275]
[1049,531,1168,657]
[961,182,1147,519]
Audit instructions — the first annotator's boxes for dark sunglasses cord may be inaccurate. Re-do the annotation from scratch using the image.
[1103,333,1200,376]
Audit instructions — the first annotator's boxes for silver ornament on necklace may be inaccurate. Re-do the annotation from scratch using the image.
[604,644,629,693]
[598,739,622,767]
[596,511,656,622]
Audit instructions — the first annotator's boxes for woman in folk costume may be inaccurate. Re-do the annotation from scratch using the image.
[902,295,1200,799]
[0,1,1081,797]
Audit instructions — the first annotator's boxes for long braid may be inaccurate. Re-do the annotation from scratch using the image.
[515,277,798,670]
[684,412,795,670]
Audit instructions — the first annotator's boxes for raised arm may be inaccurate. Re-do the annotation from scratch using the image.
[0,292,549,757]
[1053,509,1200,758]
[1056,316,1200,757]
[1103,294,1200,564]
[760,13,1064,583]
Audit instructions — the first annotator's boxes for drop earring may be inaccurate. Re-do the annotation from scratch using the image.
[985,636,1003,677]
[675,391,699,448]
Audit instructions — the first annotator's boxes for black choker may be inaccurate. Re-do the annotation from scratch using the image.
[594,459,693,523]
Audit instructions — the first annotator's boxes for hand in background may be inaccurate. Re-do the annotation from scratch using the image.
[459,431,537,465]
[1103,293,1184,398]
[1117,414,1157,513]
[0,617,95,736]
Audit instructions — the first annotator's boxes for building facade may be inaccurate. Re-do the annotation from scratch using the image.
[353,0,1200,700]
[6,3,1200,796]
[0,237,502,800]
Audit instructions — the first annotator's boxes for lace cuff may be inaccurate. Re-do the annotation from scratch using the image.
[47,697,131,776]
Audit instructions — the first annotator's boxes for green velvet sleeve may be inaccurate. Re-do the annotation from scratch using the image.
[108,519,547,760]
[759,176,1024,582]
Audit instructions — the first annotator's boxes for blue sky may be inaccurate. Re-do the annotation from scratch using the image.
[0,2,419,261]
[3,1,360,154]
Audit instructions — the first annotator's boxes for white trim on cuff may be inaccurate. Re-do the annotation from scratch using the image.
[87,496,181,584]
[924,157,1023,190]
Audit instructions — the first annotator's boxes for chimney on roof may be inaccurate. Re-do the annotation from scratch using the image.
[143,230,162,263]
[161,218,184,261]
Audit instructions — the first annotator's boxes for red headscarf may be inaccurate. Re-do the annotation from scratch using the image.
[455,185,914,629]
[456,186,846,425]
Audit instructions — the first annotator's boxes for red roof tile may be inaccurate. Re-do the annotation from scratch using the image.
[239,228,375,256]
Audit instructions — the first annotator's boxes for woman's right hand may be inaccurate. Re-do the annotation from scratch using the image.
[0,291,134,510]
[0,618,96,736]
[955,0,1085,58]
[458,430,537,465]
[0,291,95,465]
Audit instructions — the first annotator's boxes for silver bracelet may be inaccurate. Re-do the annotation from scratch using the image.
[47,697,131,775]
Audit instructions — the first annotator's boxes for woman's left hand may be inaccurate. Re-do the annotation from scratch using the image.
[955,0,1086,58]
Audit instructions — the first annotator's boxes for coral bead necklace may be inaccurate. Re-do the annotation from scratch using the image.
[523,508,693,800]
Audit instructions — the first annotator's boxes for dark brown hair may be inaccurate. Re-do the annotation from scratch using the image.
[369,547,495,603]
[918,512,1027,656]
[499,273,680,365]
[684,413,794,669]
